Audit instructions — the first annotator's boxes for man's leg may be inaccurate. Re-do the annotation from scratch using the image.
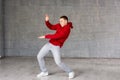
[37,43,50,72]
[51,45,72,73]
[51,45,75,78]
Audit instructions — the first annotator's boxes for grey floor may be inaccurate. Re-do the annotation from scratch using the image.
[0,57,120,80]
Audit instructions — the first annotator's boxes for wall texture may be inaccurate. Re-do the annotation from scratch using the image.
[0,0,4,58]
[4,0,120,58]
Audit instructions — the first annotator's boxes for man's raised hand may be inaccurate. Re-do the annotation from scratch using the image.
[45,14,49,21]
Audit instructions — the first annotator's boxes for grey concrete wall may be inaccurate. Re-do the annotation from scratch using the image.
[4,0,120,58]
[0,0,4,58]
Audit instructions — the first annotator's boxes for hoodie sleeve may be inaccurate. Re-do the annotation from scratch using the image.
[45,27,70,39]
[45,21,59,30]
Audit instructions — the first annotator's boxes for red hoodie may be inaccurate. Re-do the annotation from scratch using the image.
[45,21,73,48]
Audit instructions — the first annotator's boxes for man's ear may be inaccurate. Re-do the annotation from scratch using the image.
[65,20,68,24]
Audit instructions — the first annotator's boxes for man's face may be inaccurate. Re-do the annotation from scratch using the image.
[59,18,67,27]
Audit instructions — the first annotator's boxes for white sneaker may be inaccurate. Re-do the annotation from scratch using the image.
[68,72,75,79]
[37,72,48,78]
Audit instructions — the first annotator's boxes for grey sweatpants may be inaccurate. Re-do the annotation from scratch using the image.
[37,43,72,73]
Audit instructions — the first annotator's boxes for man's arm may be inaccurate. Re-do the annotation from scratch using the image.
[45,27,70,39]
[38,22,72,39]
[38,36,45,39]
[45,14,58,30]
[38,14,58,39]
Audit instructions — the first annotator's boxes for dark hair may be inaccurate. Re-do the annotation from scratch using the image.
[60,16,68,21]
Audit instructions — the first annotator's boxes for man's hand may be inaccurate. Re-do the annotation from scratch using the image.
[38,36,45,39]
[45,14,49,21]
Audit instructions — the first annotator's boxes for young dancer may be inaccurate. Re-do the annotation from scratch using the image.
[37,14,75,79]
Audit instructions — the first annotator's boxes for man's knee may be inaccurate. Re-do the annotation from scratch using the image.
[37,54,44,60]
[55,61,62,66]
